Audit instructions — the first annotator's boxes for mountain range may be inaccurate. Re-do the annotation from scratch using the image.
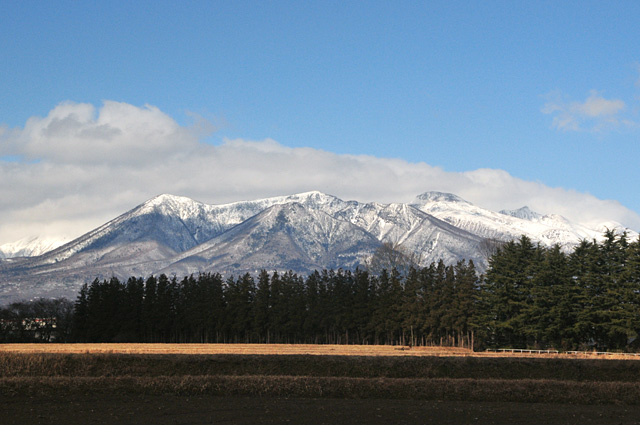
[0,191,636,303]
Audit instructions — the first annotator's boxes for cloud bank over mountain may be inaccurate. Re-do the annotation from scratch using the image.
[1,101,639,245]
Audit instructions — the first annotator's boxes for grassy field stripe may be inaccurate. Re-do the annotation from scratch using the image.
[2,375,640,405]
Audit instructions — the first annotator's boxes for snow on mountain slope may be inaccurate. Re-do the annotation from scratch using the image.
[413,191,550,242]
[2,189,637,303]
[162,202,380,276]
[17,191,325,267]
[499,206,542,221]
[161,194,486,275]
[412,191,638,248]
[333,202,424,242]
[500,205,639,243]
[331,201,485,265]
[0,237,69,259]
[395,212,485,267]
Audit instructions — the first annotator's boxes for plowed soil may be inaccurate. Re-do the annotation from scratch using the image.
[3,394,640,425]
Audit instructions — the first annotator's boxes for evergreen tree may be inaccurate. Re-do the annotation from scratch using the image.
[142,275,157,342]
[72,283,89,341]
[62,229,640,350]
[350,268,373,344]
[400,266,422,346]
[527,245,575,349]
[303,270,322,343]
[253,270,272,342]
[479,236,540,348]
[452,260,477,347]
[225,273,256,342]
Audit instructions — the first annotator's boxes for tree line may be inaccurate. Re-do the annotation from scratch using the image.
[477,231,640,351]
[70,260,478,346]
[2,231,640,351]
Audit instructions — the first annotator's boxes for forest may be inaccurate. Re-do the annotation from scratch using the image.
[1,230,639,351]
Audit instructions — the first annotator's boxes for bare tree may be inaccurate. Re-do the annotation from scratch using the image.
[478,237,507,262]
[364,241,421,277]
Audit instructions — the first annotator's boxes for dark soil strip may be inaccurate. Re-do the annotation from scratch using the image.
[3,394,640,425]
[3,375,640,405]
[3,353,640,382]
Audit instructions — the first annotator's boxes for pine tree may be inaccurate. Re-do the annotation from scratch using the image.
[253,270,271,343]
[452,260,477,348]
[72,283,89,341]
[527,245,574,349]
[479,236,540,348]
[622,237,640,347]
[142,275,157,342]
[400,266,422,347]
[225,273,256,342]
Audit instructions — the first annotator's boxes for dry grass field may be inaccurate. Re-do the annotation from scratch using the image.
[0,343,472,356]
[3,344,640,424]
[3,343,640,360]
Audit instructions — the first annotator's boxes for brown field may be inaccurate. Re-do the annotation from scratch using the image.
[0,343,472,356]
[5,394,640,425]
[3,345,640,424]
[3,343,640,360]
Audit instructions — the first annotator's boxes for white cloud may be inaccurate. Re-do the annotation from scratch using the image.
[1,101,639,244]
[3,101,200,164]
[542,90,631,132]
[576,92,625,117]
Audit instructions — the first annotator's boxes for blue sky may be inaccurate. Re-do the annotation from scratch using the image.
[1,1,639,243]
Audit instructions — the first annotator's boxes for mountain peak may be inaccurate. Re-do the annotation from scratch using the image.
[294,190,326,197]
[0,236,70,259]
[499,206,542,221]
[3,189,639,302]
[144,193,197,207]
[413,191,469,205]
[136,193,206,217]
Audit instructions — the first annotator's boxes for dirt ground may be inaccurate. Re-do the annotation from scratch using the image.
[3,394,640,425]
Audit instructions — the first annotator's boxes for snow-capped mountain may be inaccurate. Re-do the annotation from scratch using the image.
[412,191,629,249]
[162,202,381,277]
[499,206,542,221]
[0,236,69,259]
[0,190,636,303]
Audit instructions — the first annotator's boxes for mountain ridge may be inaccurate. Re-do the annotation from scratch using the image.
[0,190,637,303]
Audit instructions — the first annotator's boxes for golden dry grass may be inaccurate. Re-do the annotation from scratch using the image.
[478,351,640,360]
[3,347,640,404]
[3,343,640,360]
[0,343,471,356]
